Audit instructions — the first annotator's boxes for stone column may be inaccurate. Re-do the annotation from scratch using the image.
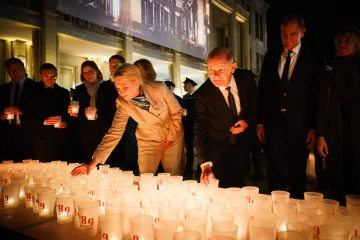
[32,28,41,80]
[228,11,237,63]
[25,43,33,79]
[41,0,58,67]
[243,20,250,70]
[4,40,12,83]
[123,36,133,63]
[172,52,181,94]
[168,63,173,81]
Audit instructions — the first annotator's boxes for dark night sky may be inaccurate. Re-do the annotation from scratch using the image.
[265,0,360,62]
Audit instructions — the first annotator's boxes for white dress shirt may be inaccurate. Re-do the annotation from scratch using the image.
[278,42,301,80]
[201,75,241,170]
[218,75,241,114]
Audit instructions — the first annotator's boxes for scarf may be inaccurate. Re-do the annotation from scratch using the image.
[84,79,103,107]
[130,87,150,111]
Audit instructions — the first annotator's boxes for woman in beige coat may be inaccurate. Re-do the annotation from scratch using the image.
[72,63,184,175]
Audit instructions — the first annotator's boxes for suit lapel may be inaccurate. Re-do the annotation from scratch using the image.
[4,83,12,107]
[234,75,245,120]
[277,50,284,80]
[207,80,234,118]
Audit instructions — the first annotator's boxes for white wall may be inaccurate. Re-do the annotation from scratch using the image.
[59,53,86,87]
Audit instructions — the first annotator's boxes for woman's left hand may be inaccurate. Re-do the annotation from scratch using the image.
[159,139,174,150]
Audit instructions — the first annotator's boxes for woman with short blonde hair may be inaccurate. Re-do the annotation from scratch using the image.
[72,63,185,175]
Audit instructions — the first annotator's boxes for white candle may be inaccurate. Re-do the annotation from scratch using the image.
[57,212,72,224]
[7,113,14,120]
[4,198,16,208]
[71,106,79,114]
[87,114,95,120]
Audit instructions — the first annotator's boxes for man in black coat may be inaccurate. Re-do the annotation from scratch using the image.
[194,47,257,187]
[164,80,184,107]
[27,63,72,162]
[0,58,36,161]
[257,14,324,198]
[182,77,197,175]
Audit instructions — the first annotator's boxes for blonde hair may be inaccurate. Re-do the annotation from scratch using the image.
[133,59,157,81]
[334,27,360,51]
[113,63,142,84]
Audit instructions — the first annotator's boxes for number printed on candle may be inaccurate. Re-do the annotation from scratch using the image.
[88,190,94,196]
[4,195,9,202]
[155,217,160,222]
[313,226,320,236]
[133,236,139,240]
[3,179,7,184]
[26,193,31,200]
[102,233,108,240]
[81,216,94,227]
[39,202,45,210]
[58,205,71,214]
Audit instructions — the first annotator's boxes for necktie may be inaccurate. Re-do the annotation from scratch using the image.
[281,50,293,87]
[11,82,19,125]
[13,82,19,106]
[226,86,237,144]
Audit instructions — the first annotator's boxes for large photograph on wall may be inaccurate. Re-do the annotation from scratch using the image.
[58,0,211,60]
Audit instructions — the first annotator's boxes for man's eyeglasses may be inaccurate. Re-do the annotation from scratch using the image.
[42,75,57,80]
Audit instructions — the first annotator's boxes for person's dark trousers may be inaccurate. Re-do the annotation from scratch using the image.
[265,125,310,199]
[184,131,194,173]
[248,124,263,178]
[0,126,33,162]
[210,136,249,188]
[123,118,139,176]
[314,148,326,190]
[33,135,71,162]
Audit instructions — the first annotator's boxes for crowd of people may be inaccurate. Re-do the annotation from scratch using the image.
[1,14,359,204]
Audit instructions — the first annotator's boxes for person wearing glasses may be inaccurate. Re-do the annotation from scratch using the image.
[26,63,72,162]
[0,58,36,161]
[67,61,117,163]
[71,63,184,176]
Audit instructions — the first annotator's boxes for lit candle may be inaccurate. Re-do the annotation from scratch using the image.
[57,212,72,224]
[4,197,16,208]
[54,122,60,128]
[87,114,95,120]
[7,113,14,124]
[7,113,14,120]
[71,106,79,114]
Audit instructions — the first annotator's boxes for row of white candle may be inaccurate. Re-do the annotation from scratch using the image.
[2,160,360,240]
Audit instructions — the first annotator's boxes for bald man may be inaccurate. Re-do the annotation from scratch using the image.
[194,47,258,188]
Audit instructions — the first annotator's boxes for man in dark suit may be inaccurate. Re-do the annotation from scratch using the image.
[182,77,197,175]
[0,58,36,161]
[257,14,324,198]
[164,80,184,107]
[195,47,257,187]
[28,63,72,162]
